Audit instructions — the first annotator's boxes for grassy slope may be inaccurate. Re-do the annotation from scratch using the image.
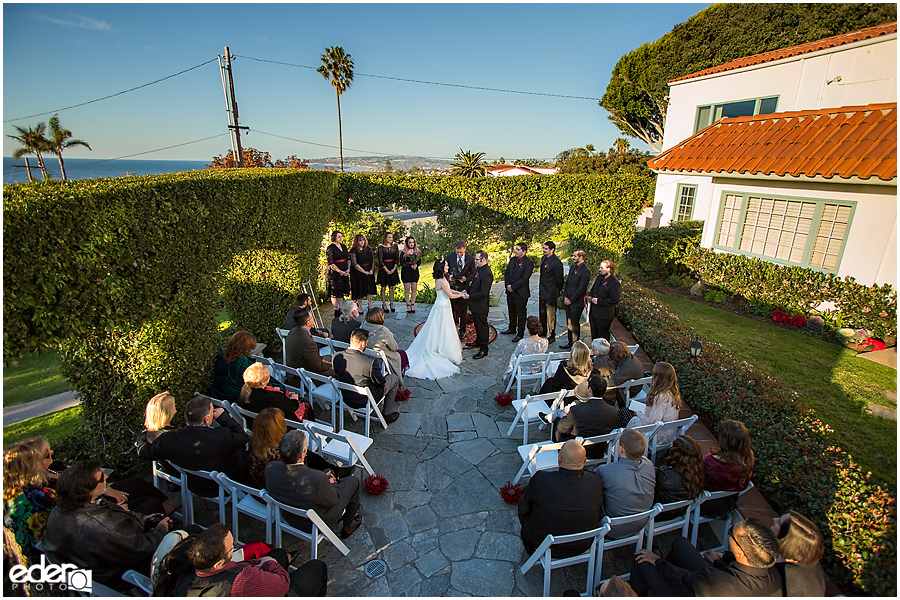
[651,291,897,487]
[3,406,83,447]
[3,349,71,407]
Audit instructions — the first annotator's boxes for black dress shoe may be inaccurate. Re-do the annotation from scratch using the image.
[340,515,363,539]
[558,343,572,349]
[500,329,516,335]
[548,337,555,345]
[464,341,480,347]
[512,336,523,343]
[473,350,487,359]
[385,412,400,424]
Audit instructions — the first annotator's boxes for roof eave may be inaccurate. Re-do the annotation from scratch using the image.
[651,169,897,187]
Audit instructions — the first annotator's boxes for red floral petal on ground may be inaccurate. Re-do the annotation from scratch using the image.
[364,474,389,495]
[494,391,513,406]
[500,481,523,504]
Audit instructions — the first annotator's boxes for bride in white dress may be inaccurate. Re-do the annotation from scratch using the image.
[405,259,469,380]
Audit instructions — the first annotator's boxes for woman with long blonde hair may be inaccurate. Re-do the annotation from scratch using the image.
[627,361,683,444]
[3,437,56,556]
[539,340,593,395]
[144,391,177,441]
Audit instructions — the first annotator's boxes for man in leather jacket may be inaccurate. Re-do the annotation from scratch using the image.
[43,459,170,589]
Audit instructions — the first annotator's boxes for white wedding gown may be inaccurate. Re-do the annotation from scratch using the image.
[405,288,462,379]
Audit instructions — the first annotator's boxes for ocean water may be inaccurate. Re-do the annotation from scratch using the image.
[3,157,348,185]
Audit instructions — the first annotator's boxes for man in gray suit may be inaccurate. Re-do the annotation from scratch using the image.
[265,430,362,540]
[594,429,655,538]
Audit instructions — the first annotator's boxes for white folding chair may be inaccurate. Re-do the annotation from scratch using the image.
[543,351,570,385]
[506,390,565,445]
[276,327,291,365]
[595,505,662,587]
[230,402,255,435]
[691,481,755,551]
[627,343,640,356]
[252,354,287,385]
[173,466,227,527]
[611,422,660,462]
[520,523,612,597]
[514,430,620,484]
[215,472,272,544]
[621,376,652,405]
[294,367,341,423]
[201,393,244,425]
[121,569,152,595]
[301,420,375,477]
[648,414,698,463]
[505,353,550,400]
[329,338,350,352]
[645,498,696,552]
[261,491,350,559]
[332,379,389,437]
[311,334,333,357]
[151,460,185,522]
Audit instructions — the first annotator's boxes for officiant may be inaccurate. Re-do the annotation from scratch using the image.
[445,241,475,339]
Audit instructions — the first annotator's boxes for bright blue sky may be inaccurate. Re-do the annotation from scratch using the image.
[3,3,709,162]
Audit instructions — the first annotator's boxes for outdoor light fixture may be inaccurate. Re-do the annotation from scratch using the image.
[689,338,703,359]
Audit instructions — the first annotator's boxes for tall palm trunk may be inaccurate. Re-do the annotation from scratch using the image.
[55,151,68,181]
[35,151,48,180]
[336,90,344,172]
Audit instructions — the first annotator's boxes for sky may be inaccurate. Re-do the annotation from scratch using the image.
[3,2,709,162]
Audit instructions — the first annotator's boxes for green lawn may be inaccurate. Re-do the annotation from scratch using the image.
[650,291,897,487]
[3,406,83,447]
[3,349,71,408]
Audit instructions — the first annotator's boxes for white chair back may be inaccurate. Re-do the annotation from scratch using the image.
[121,569,152,595]
[151,460,185,522]
[611,422,660,462]
[215,472,272,545]
[595,505,662,588]
[506,390,565,445]
[520,523,612,597]
[691,481,755,551]
[261,490,350,559]
[505,353,550,400]
[649,415,699,463]
[544,351,570,385]
[646,498,695,551]
[302,420,375,476]
[172,465,227,527]
[331,378,388,437]
[275,327,291,365]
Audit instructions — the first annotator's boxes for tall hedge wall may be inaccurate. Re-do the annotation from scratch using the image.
[4,169,340,466]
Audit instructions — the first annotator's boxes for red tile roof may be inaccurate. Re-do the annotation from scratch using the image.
[671,22,897,83]
[647,103,897,182]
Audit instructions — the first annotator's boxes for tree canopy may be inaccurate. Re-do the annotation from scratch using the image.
[600,3,898,152]
[555,139,654,177]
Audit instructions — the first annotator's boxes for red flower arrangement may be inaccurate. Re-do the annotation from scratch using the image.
[494,391,513,406]
[771,309,807,328]
[363,474,389,495]
[500,481,523,504]
[859,337,886,351]
[396,387,411,402]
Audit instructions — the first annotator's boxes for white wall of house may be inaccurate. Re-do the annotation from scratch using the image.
[661,34,897,151]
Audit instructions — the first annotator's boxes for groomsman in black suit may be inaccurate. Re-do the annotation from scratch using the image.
[561,249,590,349]
[501,242,534,343]
[445,241,475,339]
[465,251,494,359]
[538,241,564,345]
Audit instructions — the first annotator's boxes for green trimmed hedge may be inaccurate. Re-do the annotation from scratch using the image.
[4,169,340,468]
[617,280,896,596]
[680,247,897,339]
[624,220,703,277]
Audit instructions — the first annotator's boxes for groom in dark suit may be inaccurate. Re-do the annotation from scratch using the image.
[445,241,475,339]
[465,250,494,359]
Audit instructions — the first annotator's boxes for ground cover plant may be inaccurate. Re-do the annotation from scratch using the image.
[617,280,896,596]
[3,406,83,448]
[3,349,70,407]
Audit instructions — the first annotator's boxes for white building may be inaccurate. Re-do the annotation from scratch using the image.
[648,22,897,287]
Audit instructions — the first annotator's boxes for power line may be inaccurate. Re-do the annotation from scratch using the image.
[3,58,220,123]
[49,134,229,171]
[234,54,602,101]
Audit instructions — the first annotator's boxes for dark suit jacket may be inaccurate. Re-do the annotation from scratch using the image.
[330,317,362,344]
[445,252,475,291]
[587,274,622,320]
[332,348,385,408]
[554,398,619,458]
[657,556,783,597]
[564,262,591,305]
[518,468,604,559]
[468,264,494,313]
[539,254,564,302]
[265,461,358,532]
[136,412,250,496]
[285,327,335,384]
[504,255,534,298]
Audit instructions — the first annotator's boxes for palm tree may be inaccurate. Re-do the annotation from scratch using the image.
[450,149,486,178]
[47,114,91,181]
[8,122,50,180]
[614,137,630,155]
[317,46,354,172]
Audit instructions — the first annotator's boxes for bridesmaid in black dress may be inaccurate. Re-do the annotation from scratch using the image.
[325,231,351,318]
[349,233,376,313]
[400,236,422,313]
[377,232,401,313]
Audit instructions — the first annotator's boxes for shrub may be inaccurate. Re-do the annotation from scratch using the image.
[616,281,896,596]
[624,221,703,277]
[408,220,450,261]
[680,247,897,339]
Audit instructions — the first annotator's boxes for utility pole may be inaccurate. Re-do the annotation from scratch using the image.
[218,46,248,167]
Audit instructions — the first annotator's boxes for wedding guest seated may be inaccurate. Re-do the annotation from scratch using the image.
[630,519,782,596]
[605,341,645,405]
[518,440,604,559]
[283,293,329,338]
[247,408,353,489]
[331,300,363,344]
[135,391,178,478]
[239,362,315,426]
[265,430,362,540]
[150,525,205,594]
[626,361,683,445]
[3,437,57,557]
[502,316,549,385]
[591,337,615,377]
[332,328,401,424]
[285,309,337,387]
[43,459,171,590]
[361,307,408,382]
[169,522,327,596]
[210,331,258,402]
[544,376,618,460]
[772,511,826,596]
[702,419,755,519]
[136,395,251,496]
[563,576,637,597]
[654,434,705,522]
[594,429,655,538]
[539,340,593,395]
